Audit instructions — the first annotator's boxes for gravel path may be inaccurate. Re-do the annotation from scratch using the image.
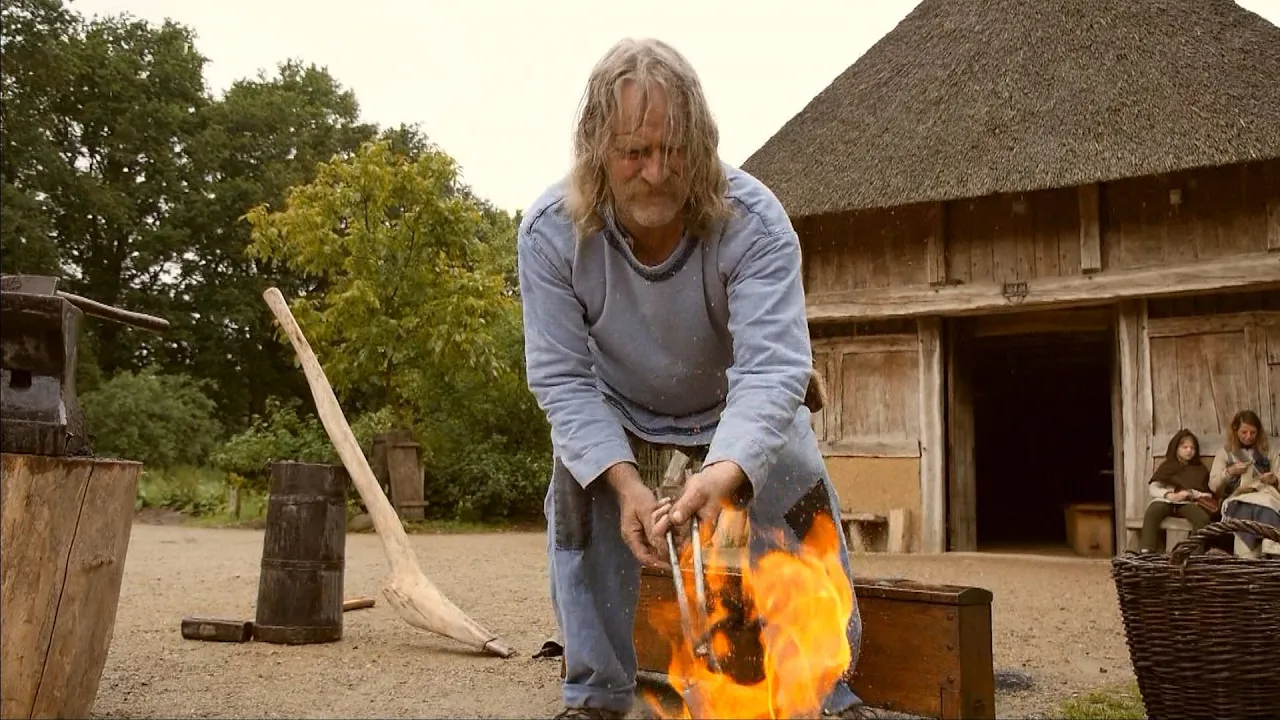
[91,521,1133,719]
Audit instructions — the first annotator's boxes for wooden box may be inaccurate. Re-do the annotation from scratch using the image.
[1064,502,1114,558]
[633,563,995,719]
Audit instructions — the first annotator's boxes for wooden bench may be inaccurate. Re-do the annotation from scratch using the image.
[631,561,995,719]
[1123,516,1194,552]
[841,509,910,553]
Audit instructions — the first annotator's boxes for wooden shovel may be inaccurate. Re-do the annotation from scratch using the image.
[263,287,514,658]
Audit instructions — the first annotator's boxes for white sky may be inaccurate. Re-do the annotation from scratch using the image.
[69,0,1280,214]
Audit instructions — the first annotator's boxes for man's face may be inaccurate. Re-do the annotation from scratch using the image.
[606,80,688,231]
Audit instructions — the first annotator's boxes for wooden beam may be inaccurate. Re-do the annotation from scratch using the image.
[812,335,917,354]
[917,317,946,554]
[1266,161,1280,252]
[946,322,977,552]
[1109,307,1127,557]
[968,307,1112,338]
[1078,184,1102,274]
[927,202,947,286]
[820,439,920,458]
[1117,300,1152,552]
[1147,312,1256,337]
[807,253,1280,323]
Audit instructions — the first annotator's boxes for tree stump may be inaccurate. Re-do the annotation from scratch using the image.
[253,461,348,644]
[0,453,140,719]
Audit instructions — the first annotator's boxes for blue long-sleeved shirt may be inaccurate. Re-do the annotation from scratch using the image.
[517,162,813,494]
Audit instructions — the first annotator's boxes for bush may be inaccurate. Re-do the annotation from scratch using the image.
[80,370,221,468]
[135,465,227,516]
[209,398,394,494]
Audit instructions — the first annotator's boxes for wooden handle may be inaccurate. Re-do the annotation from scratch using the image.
[261,288,417,574]
[343,596,376,612]
[57,290,170,332]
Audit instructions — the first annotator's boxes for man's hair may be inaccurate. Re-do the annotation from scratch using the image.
[566,38,730,240]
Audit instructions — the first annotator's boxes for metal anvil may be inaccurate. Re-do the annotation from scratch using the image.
[0,275,169,457]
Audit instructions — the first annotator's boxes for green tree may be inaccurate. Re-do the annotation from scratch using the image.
[245,139,517,424]
[0,0,77,275]
[162,60,377,428]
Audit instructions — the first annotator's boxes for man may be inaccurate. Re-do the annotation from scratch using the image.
[518,37,866,720]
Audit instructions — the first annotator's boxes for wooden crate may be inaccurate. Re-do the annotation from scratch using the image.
[633,562,995,719]
[1064,502,1114,558]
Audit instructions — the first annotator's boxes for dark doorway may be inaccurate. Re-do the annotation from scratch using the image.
[967,326,1115,551]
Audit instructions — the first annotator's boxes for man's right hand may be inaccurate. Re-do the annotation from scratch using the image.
[605,464,668,568]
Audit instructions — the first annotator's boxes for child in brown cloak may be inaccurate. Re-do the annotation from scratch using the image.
[1139,429,1216,552]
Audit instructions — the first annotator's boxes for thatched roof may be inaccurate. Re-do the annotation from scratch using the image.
[741,0,1280,217]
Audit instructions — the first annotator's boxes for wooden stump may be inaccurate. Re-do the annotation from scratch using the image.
[0,453,140,719]
[253,461,348,645]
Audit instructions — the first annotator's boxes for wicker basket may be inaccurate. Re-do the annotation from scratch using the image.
[1110,518,1280,720]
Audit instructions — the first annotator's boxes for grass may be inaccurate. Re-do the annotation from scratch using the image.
[134,465,541,534]
[1057,682,1145,720]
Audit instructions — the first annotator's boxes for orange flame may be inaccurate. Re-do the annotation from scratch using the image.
[646,510,854,719]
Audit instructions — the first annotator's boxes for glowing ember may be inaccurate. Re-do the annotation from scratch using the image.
[645,509,854,719]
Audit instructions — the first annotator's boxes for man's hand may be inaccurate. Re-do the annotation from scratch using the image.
[605,464,667,568]
[651,460,748,551]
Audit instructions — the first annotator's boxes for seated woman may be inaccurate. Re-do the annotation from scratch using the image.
[1140,429,1215,552]
[1210,410,1280,558]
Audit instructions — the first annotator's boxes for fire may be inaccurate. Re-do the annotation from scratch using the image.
[645,510,855,719]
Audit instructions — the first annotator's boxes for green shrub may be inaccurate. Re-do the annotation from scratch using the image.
[209,398,394,493]
[1058,683,1145,720]
[135,465,227,516]
[80,370,221,468]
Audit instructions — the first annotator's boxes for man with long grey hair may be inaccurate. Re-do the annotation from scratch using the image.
[518,37,866,719]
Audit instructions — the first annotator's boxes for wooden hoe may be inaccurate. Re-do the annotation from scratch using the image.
[263,287,514,658]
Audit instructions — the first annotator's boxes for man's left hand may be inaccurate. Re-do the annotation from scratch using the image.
[650,460,748,551]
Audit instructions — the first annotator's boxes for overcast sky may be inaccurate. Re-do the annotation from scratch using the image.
[69,0,1280,214]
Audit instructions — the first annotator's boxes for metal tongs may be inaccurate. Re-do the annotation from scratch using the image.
[660,452,723,676]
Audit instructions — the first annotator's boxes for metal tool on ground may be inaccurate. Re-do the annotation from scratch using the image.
[262,287,513,658]
[0,274,169,457]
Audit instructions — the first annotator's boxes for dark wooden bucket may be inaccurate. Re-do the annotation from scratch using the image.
[254,461,348,644]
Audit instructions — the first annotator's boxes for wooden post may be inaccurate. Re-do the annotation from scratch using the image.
[0,453,140,719]
[253,461,348,644]
[387,438,425,520]
[917,316,946,554]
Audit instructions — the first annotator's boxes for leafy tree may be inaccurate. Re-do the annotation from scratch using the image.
[164,60,377,429]
[79,370,221,468]
[0,0,76,275]
[244,139,517,425]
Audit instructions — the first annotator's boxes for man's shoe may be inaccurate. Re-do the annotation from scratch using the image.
[553,707,627,720]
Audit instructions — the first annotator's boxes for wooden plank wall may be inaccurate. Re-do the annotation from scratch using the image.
[796,158,1277,303]
[1103,161,1277,271]
[1118,289,1280,548]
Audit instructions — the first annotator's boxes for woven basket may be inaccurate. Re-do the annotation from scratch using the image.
[1110,518,1280,720]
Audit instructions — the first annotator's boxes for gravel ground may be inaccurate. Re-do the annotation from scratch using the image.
[91,519,1134,719]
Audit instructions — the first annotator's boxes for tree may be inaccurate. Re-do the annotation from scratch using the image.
[244,139,517,425]
[162,60,377,428]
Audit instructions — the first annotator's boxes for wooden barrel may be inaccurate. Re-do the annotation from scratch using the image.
[253,461,348,644]
[0,453,140,719]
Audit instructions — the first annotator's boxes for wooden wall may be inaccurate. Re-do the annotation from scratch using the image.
[1117,290,1280,549]
[1103,162,1276,271]
[811,321,946,553]
[796,158,1280,321]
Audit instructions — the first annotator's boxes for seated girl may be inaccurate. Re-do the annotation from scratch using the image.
[1210,410,1280,558]
[1140,429,1216,552]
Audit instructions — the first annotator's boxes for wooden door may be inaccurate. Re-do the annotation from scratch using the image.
[811,335,921,458]
[1146,313,1272,460]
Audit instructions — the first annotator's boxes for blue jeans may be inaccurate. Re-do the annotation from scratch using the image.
[544,409,864,714]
